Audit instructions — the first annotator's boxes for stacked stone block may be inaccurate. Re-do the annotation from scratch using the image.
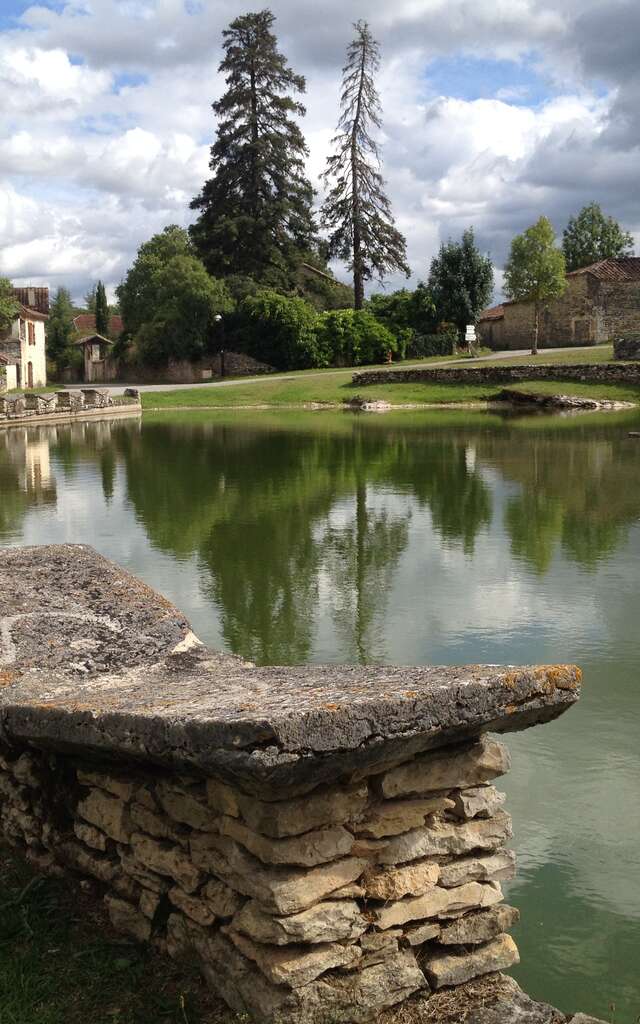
[0,733,520,1023]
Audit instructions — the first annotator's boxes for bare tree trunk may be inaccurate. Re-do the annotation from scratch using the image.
[351,40,367,310]
[532,303,539,356]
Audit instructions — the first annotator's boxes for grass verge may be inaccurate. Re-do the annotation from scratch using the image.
[0,845,235,1024]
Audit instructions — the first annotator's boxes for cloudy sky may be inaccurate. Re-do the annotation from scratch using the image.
[0,0,638,303]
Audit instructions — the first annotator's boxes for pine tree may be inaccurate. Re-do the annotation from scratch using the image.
[47,287,75,368]
[95,280,109,336]
[190,10,318,289]
[321,20,409,309]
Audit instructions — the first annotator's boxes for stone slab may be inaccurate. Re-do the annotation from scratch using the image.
[424,933,519,988]
[0,546,581,798]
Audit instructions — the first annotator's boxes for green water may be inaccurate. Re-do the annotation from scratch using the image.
[1,408,639,1020]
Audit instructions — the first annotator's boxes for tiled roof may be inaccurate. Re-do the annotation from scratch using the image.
[478,304,505,321]
[567,257,640,282]
[11,287,49,315]
[73,313,123,336]
[73,333,114,346]
[18,304,48,322]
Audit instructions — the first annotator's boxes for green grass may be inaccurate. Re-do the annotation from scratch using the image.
[0,846,235,1024]
[468,343,614,366]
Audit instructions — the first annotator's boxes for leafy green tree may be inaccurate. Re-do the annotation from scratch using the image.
[316,308,397,366]
[190,10,318,289]
[321,20,409,309]
[116,225,194,339]
[46,287,76,368]
[0,278,19,334]
[135,255,233,365]
[240,290,320,369]
[562,202,634,272]
[427,228,493,336]
[95,280,109,336]
[504,216,566,355]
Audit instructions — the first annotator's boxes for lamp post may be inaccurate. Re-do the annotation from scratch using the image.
[214,314,225,377]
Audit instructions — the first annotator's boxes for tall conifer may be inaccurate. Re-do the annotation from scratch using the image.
[190,10,318,289]
[321,21,409,309]
[95,280,109,336]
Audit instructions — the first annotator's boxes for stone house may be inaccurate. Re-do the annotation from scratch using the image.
[478,257,640,349]
[0,287,49,390]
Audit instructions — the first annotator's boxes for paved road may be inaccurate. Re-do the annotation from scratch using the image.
[104,346,596,396]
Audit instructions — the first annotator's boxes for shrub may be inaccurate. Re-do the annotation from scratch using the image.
[408,332,456,358]
[317,309,398,367]
[240,290,322,369]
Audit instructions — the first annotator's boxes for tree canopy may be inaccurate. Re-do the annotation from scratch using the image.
[190,10,319,290]
[46,287,76,367]
[427,228,493,334]
[504,216,566,354]
[0,278,19,334]
[116,225,195,339]
[562,202,634,272]
[321,20,409,309]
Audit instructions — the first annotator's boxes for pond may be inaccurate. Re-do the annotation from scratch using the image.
[1,407,639,1021]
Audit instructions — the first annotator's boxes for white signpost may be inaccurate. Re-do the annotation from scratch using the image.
[465,324,476,344]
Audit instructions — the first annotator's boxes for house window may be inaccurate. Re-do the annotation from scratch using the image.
[19,319,26,341]
[28,322,35,345]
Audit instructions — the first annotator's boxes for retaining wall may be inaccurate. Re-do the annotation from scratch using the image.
[352,361,640,388]
[0,390,141,429]
[0,546,603,1024]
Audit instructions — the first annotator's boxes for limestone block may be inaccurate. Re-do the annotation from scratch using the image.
[77,769,135,802]
[332,882,365,899]
[226,928,362,988]
[202,878,244,918]
[403,921,440,945]
[59,841,118,884]
[232,898,366,945]
[377,812,512,865]
[112,871,141,903]
[381,736,511,799]
[353,796,454,838]
[130,832,204,893]
[2,806,40,842]
[77,788,132,844]
[360,929,403,951]
[139,889,161,920]
[438,849,516,888]
[423,933,519,989]
[438,904,520,945]
[118,845,171,893]
[10,753,41,788]
[74,821,108,852]
[0,774,31,810]
[156,780,218,831]
[374,880,503,930]
[191,831,367,915]
[220,815,354,867]
[130,801,184,842]
[169,886,216,926]
[235,784,369,839]
[452,786,506,820]
[105,895,152,943]
[135,784,158,811]
[206,778,241,817]
[363,860,440,900]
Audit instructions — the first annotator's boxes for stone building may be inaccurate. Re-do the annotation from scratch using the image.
[0,287,49,390]
[74,333,117,383]
[478,257,640,350]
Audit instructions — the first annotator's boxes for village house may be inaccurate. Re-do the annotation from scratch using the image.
[478,257,640,349]
[0,287,49,390]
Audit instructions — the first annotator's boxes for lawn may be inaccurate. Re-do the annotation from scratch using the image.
[0,846,234,1024]
[468,343,614,366]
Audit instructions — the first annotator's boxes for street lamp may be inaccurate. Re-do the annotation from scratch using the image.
[214,314,225,377]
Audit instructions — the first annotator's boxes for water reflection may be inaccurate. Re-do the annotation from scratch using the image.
[1,409,639,1020]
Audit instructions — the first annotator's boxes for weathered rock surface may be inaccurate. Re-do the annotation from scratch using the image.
[354,796,453,838]
[424,933,519,988]
[376,812,512,865]
[77,789,132,844]
[363,859,440,900]
[130,832,204,892]
[374,880,502,930]
[220,815,354,866]
[226,928,362,987]
[438,849,516,887]
[232,898,366,945]
[0,546,580,799]
[104,894,151,943]
[452,785,506,819]
[438,903,520,944]
[381,736,511,799]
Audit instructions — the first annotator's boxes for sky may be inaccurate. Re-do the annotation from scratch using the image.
[0,0,638,303]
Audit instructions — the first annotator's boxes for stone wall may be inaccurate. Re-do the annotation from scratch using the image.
[0,390,140,427]
[0,545,602,1024]
[117,351,274,385]
[352,361,640,388]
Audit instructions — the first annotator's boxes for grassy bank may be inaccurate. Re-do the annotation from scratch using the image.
[0,846,233,1024]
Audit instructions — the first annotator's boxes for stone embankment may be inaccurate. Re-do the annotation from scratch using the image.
[0,546,605,1024]
[613,334,640,360]
[352,362,640,388]
[497,388,634,411]
[0,389,140,428]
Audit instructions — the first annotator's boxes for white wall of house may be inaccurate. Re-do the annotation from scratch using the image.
[5,364,18,390]
[5,314,47,388]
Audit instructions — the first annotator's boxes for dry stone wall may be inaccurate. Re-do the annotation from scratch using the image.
[0,545,603,1024]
